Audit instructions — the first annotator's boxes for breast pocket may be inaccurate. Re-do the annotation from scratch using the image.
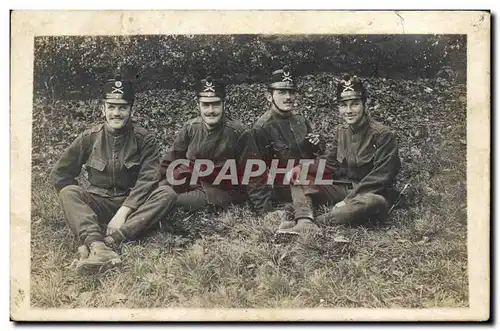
[86,157,106,172]
[124,159,141,170]
[122,158,141,187]
[85,157,107,185]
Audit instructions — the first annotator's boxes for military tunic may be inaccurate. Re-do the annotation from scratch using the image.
[250,108,326,213]
[292,115,401,225]
[159,116,259,210]
[50,122,177,246]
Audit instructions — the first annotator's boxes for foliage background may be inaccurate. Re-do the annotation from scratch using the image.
[32,34,466,193]
[34,34,466,99]
[30,35,468,308]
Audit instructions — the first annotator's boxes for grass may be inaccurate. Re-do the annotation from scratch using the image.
[30,150,467,308]
[30,75,468,308]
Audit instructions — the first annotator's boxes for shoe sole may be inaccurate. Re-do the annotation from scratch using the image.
[276,228,320,236]
[274,231,299,244]
[276,229,300,235]
[76,258,122,275]
[278,225,297,231]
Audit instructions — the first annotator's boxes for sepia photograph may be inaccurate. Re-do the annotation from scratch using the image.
[10,10,490,321]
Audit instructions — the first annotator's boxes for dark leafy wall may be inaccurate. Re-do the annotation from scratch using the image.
[33,34,466,100]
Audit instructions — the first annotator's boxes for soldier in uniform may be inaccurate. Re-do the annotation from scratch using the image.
[277,74,401,234]
[159,76,260,211]
[50,75,177,273]
[250,67,326,224]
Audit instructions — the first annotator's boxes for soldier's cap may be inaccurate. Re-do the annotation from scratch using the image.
[268,67,296,91]
[102,74,134,104]
[336,74,367,102]
[196,76,225,102]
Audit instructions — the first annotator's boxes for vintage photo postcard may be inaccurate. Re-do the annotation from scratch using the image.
[10,10,490,321]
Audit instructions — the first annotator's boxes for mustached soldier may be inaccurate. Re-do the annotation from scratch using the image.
[50,75,177,273]
[159,76,262,211]
[278,74,401,235]
[250,66,326,221]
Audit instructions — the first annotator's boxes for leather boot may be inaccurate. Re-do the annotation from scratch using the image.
[277,218,320,235]
[278,220,296,230]
[76,241,122,274]
[77,245,89,260]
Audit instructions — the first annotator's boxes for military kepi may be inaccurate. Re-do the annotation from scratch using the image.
[269,66,296,90]
[102,74,134,104]
[336,74,367,102]
[197,76,225,102]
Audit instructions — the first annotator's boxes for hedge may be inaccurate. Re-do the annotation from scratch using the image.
[33,34,466,99]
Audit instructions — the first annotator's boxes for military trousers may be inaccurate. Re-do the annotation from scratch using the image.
[58,185,178,246]
[289,183,389,226]
[174,184,247,212]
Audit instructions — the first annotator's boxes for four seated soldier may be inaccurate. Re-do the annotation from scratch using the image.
[50,75,177,274]
[278,74,401,235]
[50,72,401,274]
[249,66,326,225]
[159,76,261,212]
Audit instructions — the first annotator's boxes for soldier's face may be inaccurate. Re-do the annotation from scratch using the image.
[102,101,133,131]
[339,99,364,126]
[268,89,296,112]
[199,100,223,127]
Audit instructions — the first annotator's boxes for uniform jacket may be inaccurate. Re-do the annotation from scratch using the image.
[159,116,263,205]
[248,108,326,213]
[252,109,326,166]
[50,122,160,210]
[311,115,401,201]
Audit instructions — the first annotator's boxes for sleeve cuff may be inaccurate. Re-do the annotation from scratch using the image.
[121,201,138,211]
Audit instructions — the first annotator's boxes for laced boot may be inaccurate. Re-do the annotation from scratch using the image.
[76,241,122,274]
[77,245,89,260]
[277,218,320,235]
[278,220,296,230]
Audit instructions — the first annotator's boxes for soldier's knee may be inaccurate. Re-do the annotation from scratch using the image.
[154,185,178,202]
[360,193,388,209]
[59,185,84,198]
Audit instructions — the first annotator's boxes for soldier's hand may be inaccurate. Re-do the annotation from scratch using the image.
[106,206,133,236]
[284,168,294,184]
[306,133,320,145]
[334,200,347,209]
[284,165,302,184]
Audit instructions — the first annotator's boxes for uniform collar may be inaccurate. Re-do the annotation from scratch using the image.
[104,120,133,136]
[349,114,370,133]
[270,106,293,119]
[202,116,225,132]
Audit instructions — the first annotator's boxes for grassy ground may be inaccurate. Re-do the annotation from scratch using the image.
[30,74,467,308]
